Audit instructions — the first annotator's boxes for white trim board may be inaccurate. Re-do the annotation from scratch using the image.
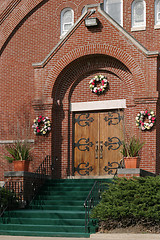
[70,99,126,112]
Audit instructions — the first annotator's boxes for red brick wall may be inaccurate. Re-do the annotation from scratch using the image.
[0,1,160,180]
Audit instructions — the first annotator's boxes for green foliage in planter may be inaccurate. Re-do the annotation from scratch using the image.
[91,177,160,227]
[0,187,19,212]
[120,135,145,157]
[4,140,32,163]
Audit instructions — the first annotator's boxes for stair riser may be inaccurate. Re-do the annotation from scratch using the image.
[30,206,84,211]
[42,186,94,191]
[45,179,112,184]
[44,180,97,183]
[42,183,95,188]
[31,200,84,205]
[0,218,85,226]
[39,190,89,195]
[4,212,85,219]
[0,225,85,233]
[0,230,90,238]
[35,195,87,200]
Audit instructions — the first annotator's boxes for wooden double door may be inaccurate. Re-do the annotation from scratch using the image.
[73,110,124,176]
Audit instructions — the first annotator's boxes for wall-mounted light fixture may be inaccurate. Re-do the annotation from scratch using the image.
[85,17,99,27]
[85,8,99,27]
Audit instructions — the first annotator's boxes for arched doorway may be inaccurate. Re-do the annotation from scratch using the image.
[52,54,135,178]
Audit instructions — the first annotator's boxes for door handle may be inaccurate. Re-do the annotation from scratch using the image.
[95,141,98,159]
[100,141,103,159]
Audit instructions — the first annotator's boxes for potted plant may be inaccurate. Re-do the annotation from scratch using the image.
[4,140,32,171]
[120,135,145,168]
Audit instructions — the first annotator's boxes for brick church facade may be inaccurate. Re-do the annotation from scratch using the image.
[0,0,160,181]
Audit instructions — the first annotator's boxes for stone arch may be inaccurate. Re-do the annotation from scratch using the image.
[52,54,134,105]
[43,44,147,100]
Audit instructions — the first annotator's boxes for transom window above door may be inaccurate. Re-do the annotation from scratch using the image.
[104,0,123,26]
[61,8,74,37]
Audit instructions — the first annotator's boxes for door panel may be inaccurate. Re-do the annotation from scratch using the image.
[74,113,98,176]
[99,111,124,175]
[73,110,124,176]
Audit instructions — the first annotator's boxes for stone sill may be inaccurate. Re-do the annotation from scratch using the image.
[154,24,160,29]
[4,171,35,177]
[4,171,51,179]
[0,139,34,144]
[117,168,156,177]
[131,26,146,32]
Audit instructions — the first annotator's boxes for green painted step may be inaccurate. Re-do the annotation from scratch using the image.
[0,230,90,238]
[0,178,113,237]
[40,188,92,193]
[46,179,96,182]
[38,190,90,196]
[4,210,85,219]
[44,180,102,186]
[45,180,111,185]
[30,205,84,211]
[0,217,85,226]
[31,199,84,205]
[42,186,95,191]
[35,194,88,200]
[45,181,95,185]
[43,186,94,191]
[0,224,86,233]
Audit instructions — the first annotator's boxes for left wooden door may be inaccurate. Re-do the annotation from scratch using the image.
[73,113,99,176]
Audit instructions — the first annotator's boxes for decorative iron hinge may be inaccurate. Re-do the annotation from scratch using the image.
[74,113,94,127]
[104,161,121,175]
[104,112,123,125]
[74,162,93,176]
[104,137,122,150]
[74,138,93,151]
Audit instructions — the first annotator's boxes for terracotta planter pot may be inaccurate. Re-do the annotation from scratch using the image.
[13,160,30,171]
[124,157,140,168]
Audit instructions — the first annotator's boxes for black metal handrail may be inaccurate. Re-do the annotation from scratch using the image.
[27,155,53,205]
[0,155,53,217]
[84,180,109,233]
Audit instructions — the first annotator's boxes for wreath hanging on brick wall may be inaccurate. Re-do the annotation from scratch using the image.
[32,116,51,135]
[89,75,109,95]
[136,110,156,131]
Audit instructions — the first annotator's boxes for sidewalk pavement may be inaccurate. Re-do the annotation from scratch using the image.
[0,234,160,240]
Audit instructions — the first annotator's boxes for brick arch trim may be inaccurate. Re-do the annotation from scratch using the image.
[0,0,47,52]
[43,44,147,98]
